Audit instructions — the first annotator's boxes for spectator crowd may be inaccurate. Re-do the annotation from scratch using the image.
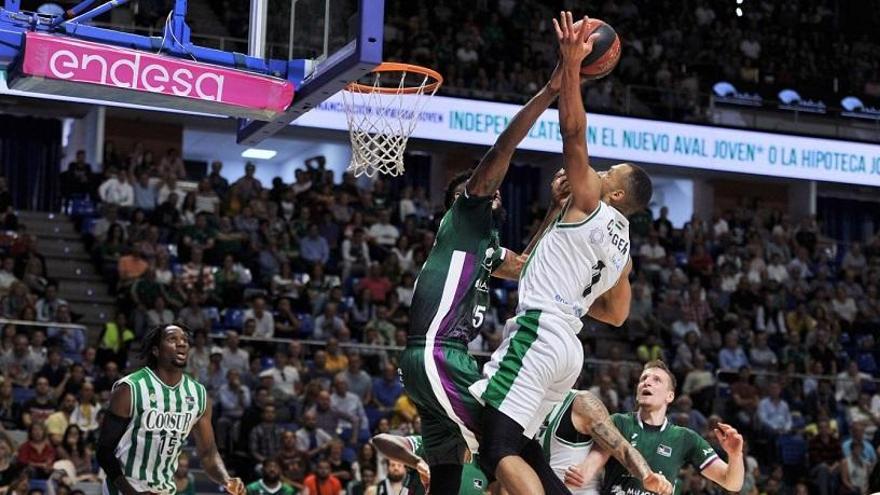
[0,138,876,495]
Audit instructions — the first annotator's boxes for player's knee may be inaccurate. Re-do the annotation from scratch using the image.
[571,391,610,435]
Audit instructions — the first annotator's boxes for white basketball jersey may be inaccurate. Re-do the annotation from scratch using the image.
[540,391,599,495]
[519,201,630,331]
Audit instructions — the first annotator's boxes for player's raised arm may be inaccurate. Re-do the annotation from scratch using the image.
[97,383,143,495]
[700,423,745,492]
[191,398,245,495]
[466,63,562,198]
[555,11,602,216]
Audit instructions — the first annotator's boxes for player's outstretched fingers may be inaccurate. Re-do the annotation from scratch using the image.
[564,466,586,488]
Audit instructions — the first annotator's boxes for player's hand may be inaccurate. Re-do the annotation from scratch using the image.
[553,11,601,65]
[416,460,431,492]
[551,169,571,208]
[224,478,245,495]
[563,465,586,488]
[642,472,673,495]
[713,422,744,456]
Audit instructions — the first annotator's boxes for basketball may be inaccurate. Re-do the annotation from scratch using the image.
[575,18,621,80]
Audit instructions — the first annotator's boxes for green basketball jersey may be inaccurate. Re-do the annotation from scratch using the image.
[245,480,299,495]
[106,367,207,495]
[408,193,505,343]
[405,436,488,495]
[601,413,719,495]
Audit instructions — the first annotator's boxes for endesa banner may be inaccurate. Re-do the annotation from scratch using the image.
[11,32,293,120]
[298,93,880,187]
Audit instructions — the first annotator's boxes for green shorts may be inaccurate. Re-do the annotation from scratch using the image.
[399,337,484,466]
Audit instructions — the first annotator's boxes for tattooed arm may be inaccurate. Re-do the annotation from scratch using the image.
[570,392,673,495]
[466,67,562,198]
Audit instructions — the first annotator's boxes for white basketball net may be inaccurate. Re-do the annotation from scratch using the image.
[342,68,440,177]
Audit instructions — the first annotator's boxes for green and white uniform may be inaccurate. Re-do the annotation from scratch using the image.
[471,201,631,438]
[103,367,207,495]
[602,413,719,495]
[245,480,299,495]
[401,436,489,495]
[539,392,598,495]
[399,192,506,465]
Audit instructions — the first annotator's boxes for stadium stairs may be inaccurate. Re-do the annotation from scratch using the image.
[18,211,116,336]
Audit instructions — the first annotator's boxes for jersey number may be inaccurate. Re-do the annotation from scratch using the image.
[158,435,180,457]
[582,261,605,298]
[472,305,487,328]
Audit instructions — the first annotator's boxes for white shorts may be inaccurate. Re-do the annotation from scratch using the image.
[469,309,583,439]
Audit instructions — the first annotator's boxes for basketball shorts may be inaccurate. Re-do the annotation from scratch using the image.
[399,336,483,466]
[469,309,583,439]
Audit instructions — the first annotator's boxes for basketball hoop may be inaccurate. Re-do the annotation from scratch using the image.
[342,62,443,177]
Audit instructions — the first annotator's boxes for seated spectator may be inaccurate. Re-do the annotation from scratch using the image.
[358,264,393,303]
[146,296,175,327]
[215,254,250,307]
[0,334,42,388]
[304,460,342,495]
[34,284,66,322]
[718,331,749,371]
[848,393,880,441]
[17,422,55,479]
[324,338,348,374]
[96,312,134,368]
[221,332,250,375]
[365,305,396,345]
[808,419,842,495]
[749,332,778,372]
[117,247,150,285]
[809,330,839,375]
[132,171,158,211]
[330,376,367,446]
[296,410,332,461]
[181,213,217,256]
[93,361,122,398]
[840,440,873,495]
[37,348,68,392]
[341,228,371,280]
[0,257,18,296]
[758,382,792,435]
[245,458,292,495]
[46,306,84,360]
[157,176,185,208]
[313,303,348,340]
[249,404,283,465]
[70,382,99,435]
[367,209,400,251]
[180,247,215,294]
[178,292,209,332]
[217,368,251,452]
[45,393,76,446]
[371,363,402,417]
[201,348,227,401]
[243,296,274,338]
[56,425,97,482]
[97,167,134,208]
[173,453,196,495]
[299,224,330,267]
[158,147,186,179]
[0,380,21,429]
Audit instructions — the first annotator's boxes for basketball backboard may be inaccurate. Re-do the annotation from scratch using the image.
[0,0,383,143]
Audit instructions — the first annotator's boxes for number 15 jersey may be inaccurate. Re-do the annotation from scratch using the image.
[519,201,630,331]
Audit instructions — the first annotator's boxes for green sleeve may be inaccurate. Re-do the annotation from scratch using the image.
[447,193,493,232]
[611,413,629,432]
[686,429,720,471]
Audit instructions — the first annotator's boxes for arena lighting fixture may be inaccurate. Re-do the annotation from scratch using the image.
[736,7,743,16]
[241,148,278,160]
[736,0,743,4]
